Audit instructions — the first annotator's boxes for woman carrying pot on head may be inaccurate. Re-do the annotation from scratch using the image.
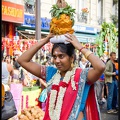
[17,33,105,120]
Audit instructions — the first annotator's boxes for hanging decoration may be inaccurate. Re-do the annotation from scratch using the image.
[2,38,53,56]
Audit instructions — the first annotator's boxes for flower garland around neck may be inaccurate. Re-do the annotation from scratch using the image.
[49,67,77,120]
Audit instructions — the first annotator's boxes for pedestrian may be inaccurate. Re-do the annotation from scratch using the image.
[13,56,21,70]
[13,55,25,82]
[95,59,106,105]
[78,55,87,69]
[114,58,119,109]
[104,52,118,113]
[17,33,105,120]
[2,52,14,91]
[95,72,105,105]
[114,58,119,80]
[4,55,12,64]
[12,60,24,84]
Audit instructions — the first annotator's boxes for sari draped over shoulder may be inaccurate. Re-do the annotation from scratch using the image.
[41,66,101,120]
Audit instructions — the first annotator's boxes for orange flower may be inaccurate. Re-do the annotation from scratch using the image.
[50,14,74,35]
[81,8,89,13]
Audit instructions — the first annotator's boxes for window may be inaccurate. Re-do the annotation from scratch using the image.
[97,0,104,25]
[78,0,85,13]
[24,0,35,14]
[112,0,118,15]
[78,0,88,23]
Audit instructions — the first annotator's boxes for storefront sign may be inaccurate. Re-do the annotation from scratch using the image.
[2,1,24,23]
[73,25,97,34]
[22,14,51,30]
[76,37,95,43]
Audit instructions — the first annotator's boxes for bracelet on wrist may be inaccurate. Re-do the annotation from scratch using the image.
[84,51,93,59]
[79,47,85,52]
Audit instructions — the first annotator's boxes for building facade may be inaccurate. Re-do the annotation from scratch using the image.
[2,0,118,55]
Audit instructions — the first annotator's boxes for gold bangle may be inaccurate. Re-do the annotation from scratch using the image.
[84,51,93,59]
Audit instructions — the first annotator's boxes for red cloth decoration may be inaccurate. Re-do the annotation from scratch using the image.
[85,84,100,120]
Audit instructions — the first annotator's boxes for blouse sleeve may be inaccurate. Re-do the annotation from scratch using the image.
[46,66,57,83]
[40,65,57,82]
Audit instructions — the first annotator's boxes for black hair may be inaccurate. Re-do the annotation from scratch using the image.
[13,61,20,70]
[78,54,83,61]
[51,43,75,57]
[13,57,16,62]
[4,55,11,60]
[110,52,116,56]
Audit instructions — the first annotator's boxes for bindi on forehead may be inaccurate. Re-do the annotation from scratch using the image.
[53,51,66,56]
[54,51,59,55]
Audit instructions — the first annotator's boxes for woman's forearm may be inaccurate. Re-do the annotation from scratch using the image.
[81,48,105,72]
[80,48,105,82]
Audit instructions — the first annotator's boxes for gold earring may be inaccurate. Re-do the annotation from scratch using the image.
[71,62,74,68]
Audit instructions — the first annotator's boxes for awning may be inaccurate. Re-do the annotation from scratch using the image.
[17,26,98,43]
[16,26,49,38]
[74,33,98,43]
[17,26,49,34]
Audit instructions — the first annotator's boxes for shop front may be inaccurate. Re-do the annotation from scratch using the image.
[2,1,24,38]
[2,1,24,56]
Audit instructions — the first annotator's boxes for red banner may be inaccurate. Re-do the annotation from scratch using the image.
[2,1,24,23]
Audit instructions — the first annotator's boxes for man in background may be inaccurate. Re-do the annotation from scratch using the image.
[104,52,118,114]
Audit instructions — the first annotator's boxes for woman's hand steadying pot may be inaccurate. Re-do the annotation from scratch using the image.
[65,33,83,50]
[44,33,55,43]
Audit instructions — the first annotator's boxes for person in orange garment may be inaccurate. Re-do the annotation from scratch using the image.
[114,58,118,80]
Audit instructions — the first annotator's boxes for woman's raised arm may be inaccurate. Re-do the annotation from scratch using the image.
[65,33,105,83]
[17,33,54,78]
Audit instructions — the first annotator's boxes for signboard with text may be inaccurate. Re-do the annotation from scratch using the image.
[73,25,97,34]
[2,1,24,23]
[22,14,51,30]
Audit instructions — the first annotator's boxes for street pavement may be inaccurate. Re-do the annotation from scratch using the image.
[100,101,118,120]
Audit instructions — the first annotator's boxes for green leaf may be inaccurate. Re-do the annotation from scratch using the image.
[63,11,68,14]
[49,3,76,19]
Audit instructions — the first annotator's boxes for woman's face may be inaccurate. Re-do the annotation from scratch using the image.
[52,47,73,73]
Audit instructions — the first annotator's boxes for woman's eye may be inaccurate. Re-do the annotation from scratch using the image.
[59,55,64,59]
